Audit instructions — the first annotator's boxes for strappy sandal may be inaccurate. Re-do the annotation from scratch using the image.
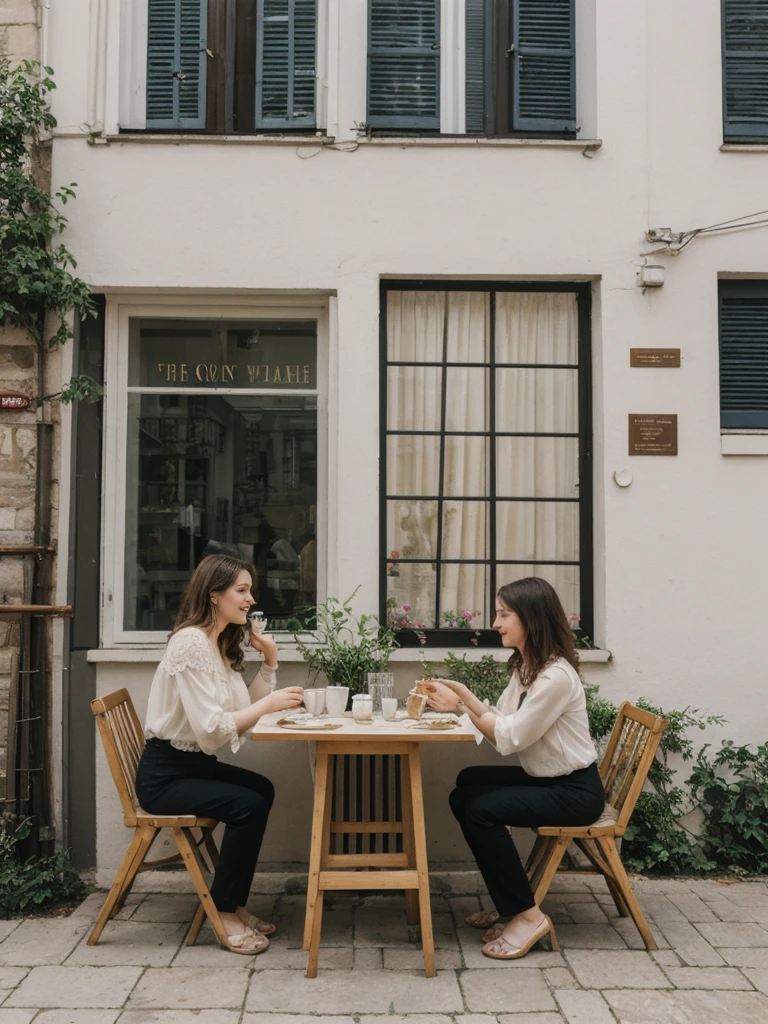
[483,922,505,942]
[481,915,558,961]
[221,928,270,956]
[465,909,501,930]
[244,915,276,936]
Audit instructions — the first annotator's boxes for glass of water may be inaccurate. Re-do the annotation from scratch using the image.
[367,672,394,712]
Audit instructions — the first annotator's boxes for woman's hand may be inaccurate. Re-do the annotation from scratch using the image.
[250,627,278,668]
[422,681,462,713]
[259,686,304,715]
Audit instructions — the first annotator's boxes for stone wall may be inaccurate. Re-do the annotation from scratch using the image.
[0,0,43,804]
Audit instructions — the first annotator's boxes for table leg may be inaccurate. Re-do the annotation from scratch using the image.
[407,744,436,978]
[399,753,420,932]
[303,747,332,952]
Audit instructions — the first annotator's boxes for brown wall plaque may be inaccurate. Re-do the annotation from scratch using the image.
[630,348,681,368]
[629,414,678,456]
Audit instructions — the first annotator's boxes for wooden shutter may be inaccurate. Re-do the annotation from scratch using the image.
[465,0,492,134]
[511,0,576,133]
[719,281,768,428]
[722,0,768,139]
[146,0,207,130]
[368,0,440,130]
[256,0,317,129]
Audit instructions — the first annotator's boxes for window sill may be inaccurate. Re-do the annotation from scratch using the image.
[86,645,612,664]
[721,431,768,455]
[53,131,335,147]
[720,143,768,152]
[358,136,602,153]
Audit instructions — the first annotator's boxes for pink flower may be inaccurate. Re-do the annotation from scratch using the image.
[461,610,471,618]
[403,604,411,611]
[400,618,408,627]
[386,563,393,571]
[390,549,400,558]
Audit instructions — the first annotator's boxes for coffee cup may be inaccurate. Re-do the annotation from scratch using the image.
[324,686,349,717]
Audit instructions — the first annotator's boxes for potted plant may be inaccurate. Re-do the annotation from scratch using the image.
[293,589,398,695]
[386,598,503,649]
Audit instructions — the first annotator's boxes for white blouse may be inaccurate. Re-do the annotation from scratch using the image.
[144,626,277,756]
[481,657,597,777]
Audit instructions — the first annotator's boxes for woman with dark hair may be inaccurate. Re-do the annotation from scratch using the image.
[423,577,604,961]
[135,554,304,955]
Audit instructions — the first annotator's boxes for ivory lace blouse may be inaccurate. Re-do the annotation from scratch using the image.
[480,656,597,777]
[144,626,277,756]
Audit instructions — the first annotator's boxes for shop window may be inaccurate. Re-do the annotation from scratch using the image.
[122,316,319,634]
[381,282,592,644]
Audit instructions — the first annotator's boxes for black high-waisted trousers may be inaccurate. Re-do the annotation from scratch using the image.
[449,762,605,917]
[135,737,274,913]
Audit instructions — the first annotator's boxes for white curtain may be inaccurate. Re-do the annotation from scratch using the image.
[386,290,580,627]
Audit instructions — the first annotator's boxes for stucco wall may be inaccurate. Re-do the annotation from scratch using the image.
[46,0,768,872]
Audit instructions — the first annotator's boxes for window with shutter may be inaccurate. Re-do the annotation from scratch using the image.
[146,0,207,130]
[722,0,768,139]
[256,0,317,129]
[719,281,768,429]
[368,0,441,130]
[511,0,576,133]
[465,0,492,135]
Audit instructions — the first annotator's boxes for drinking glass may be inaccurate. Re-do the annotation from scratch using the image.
[381,697,398,721]
[367,672,395,712]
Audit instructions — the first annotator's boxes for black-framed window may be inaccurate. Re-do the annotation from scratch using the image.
[142,0,317,133]
[719,280,768,428]
[722,0,768,142]
[380,281,592,646]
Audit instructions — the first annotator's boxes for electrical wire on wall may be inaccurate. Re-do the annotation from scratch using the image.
[643,208,768,256]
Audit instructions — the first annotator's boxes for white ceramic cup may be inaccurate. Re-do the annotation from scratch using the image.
[351,693,374,721]
[381,697,398,721]
[324,686,350,717]
[303,688,326,717]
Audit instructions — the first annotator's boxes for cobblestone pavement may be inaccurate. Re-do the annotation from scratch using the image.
[1,876,767,1023]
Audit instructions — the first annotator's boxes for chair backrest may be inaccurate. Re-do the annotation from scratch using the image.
[598,701,667,833]
[90,688,145,826]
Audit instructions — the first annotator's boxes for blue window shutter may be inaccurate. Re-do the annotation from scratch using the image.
[465,0,491,134]
[512,0,576,133]
[368,0,440,130]
[256,0,317,130]
[719,281,768,428]
[146,0,207,130]
[722,0,768,139]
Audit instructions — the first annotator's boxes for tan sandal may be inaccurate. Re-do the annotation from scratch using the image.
[481,915,558,960]
[465,909,501,930]
[483,922,505,942]
[244,914,276,936]
[221,928,270,956]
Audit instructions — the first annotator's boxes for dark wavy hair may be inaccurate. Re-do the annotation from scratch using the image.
[497,577,578,688]
[171,554,258,671]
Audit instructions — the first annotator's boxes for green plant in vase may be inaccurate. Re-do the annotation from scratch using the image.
[292,589,398,695]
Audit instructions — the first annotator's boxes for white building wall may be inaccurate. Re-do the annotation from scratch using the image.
[47,0,768,875]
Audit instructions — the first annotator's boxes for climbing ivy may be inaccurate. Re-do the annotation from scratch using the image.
[0,58,101,402]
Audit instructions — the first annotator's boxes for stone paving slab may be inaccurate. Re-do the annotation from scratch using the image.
[695,921,768,946]
[243,969,463,1015]
[65,922,187,967]
[563,949,669,988]
[458,968,556,1013]
[662,965,753,989]
[0,920,89,967]
[0,1010,36,1024]
[31,1012,121,1024]
[604,987,768,1024]
[0,969,27,993]
[120,1013,241,1024]
[555,989,616,1024]
[130,897,202,924]
[127,967,249,1010]
[4,965,143,1008]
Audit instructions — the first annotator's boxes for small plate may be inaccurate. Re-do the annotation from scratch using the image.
[404,719,459,731]
[277,718,342,731]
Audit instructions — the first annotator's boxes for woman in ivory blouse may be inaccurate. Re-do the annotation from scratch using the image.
[423,577,604,961]
[135,555,304,955]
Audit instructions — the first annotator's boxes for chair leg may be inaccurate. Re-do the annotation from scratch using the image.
[525,833,550,880]
[528,836,559,893]
[87,825,156,945]
[399,752,419,930]
[203,829,220,872]
[306,890,324,978]
[531,837,570,905]
[595,836,658,950]
[173,826,229,950]
[187,902,206,947]
[574,838,630,918]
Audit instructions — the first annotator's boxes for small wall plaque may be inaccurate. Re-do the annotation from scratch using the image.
[630,348,681,368]
[0,390,31,411]
[629,414,678,456]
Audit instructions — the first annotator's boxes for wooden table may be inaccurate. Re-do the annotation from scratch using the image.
[251,714,475,977]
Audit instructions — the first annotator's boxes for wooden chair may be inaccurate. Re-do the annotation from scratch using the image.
[524,701,667,949]
[88,688,227,949]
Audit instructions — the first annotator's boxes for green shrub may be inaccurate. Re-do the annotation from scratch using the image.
[0,819,84,918]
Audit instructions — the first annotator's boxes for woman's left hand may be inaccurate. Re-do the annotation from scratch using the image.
[422,680,462,713]
[250,628,278,668]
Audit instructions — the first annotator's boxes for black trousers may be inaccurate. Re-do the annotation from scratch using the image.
[136,738,274,914]
[449,762,605,917]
